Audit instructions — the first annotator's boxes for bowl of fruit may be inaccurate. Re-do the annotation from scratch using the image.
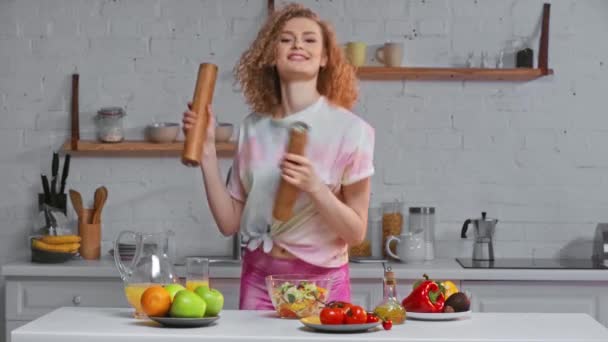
[30,235,81,264]
[265,274,331,319]
[139,283,225,327]
[401,274,472,321]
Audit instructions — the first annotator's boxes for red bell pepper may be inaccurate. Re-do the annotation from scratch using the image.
[402,274,445,313]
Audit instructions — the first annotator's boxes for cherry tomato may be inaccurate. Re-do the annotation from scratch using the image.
[320,307,345,325]
[382,319,393,330]
[344,305,367,324]
[366,312,380,323]
[278,306,297,319]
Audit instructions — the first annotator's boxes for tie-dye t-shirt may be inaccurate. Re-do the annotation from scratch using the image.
[227,96,375,268]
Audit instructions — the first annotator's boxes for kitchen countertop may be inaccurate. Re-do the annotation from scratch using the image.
[11,307,608,342]
[2,257,608,281]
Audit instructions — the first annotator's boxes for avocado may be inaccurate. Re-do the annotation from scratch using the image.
[444,292,470,312]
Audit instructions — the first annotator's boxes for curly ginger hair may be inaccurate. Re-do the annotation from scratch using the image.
[234,3,358,114]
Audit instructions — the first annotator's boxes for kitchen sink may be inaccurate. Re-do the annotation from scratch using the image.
[174,256,241,266]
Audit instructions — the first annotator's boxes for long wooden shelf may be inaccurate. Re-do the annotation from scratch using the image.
[61,139,236,157]
[356,67,554,81]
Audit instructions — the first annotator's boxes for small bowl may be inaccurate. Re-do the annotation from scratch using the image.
[30,237,77,264]
[265,274,331,319]
[146,122,180,143]
[215,123,234,142]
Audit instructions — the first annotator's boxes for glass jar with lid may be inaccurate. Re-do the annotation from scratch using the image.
[382,200,404,259]
[408,207,436,260]
[368,206,383,259]
[96,107,125,143]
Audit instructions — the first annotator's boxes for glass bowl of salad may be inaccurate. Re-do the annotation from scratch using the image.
[265,274,331,319]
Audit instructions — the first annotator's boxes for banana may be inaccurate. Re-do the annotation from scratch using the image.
[32,239,80,253]
[39,235,81,245]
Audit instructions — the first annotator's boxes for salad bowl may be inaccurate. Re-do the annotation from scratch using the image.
[265,274,331,319]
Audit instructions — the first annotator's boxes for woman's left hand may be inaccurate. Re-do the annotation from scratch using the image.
[280,154,324,194]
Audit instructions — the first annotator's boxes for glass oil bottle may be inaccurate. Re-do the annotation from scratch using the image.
[373,264,406,324]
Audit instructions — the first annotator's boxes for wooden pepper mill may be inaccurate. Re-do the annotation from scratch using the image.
[272,122,309,223]
[182,63,218,167]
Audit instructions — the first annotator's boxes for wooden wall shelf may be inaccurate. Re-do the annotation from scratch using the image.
[356,67,553,81]
[61,139,236,157]
[65,73,235,158]
[268,2,554,83]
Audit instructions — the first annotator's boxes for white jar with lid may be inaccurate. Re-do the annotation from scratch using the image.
[368,207,383,259]
[408,207,436,261]
[96,107,125,143]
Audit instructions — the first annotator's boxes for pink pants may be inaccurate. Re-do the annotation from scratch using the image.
[239,248,351,310]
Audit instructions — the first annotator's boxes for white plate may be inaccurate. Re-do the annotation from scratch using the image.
[148,315,219,327]
[300,316,381,333]
[407,310,471,321]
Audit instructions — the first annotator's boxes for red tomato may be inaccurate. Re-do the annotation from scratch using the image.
[326,301,353,314]
[366,312,380,323]
[382,320,393,330]
[319,307,345,325]
[344,305,367,324]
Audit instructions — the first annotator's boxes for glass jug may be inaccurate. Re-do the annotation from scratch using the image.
[114,230,178,318]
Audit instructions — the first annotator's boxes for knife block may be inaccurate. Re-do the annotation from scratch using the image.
[38,193,67,215]
[78,208,101,260]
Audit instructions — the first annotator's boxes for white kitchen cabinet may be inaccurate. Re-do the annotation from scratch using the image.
[350,279,420,311]
[209,278,240,310]
[210,278,392,311]
[350,279,382,310]
[5,321,27,342]
[5,277,127,321]
[2,276,394,341]
[5,261,608,342]
[461,280,608,326]
[5,277,128,342]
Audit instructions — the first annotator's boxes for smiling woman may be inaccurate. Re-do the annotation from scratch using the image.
[182,3,375,312]
[233,3,358,114]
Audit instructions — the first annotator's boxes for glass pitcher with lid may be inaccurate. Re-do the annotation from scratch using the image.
[114,230,178,318]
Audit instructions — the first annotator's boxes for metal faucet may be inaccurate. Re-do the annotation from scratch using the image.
[232,232,244,261]
[225,167,244,262]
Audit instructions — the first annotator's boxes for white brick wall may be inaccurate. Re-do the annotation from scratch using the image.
[0,0,607,338]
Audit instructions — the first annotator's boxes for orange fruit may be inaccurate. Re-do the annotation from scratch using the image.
[140,285,171,317]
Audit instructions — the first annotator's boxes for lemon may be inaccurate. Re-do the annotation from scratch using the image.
[441,280,459,299]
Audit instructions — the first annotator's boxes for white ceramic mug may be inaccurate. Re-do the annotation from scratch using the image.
[385,232,425,262]
[375,42,404,67]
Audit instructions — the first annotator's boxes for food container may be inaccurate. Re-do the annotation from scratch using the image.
[349,240,371,258]
[145,122,180,143]
[369,207,383,258]
[96,107,125,143]
[409,207,436,261]
[382,200,404,259]
[349,207,382,258]
[265,274,330,319]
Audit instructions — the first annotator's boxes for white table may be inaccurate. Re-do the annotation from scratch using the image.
[11,307,608,342]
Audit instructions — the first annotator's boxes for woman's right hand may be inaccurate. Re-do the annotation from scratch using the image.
[182,102,217,160]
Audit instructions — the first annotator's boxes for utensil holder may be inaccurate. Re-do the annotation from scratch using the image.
[79,208,101,260]
[38,193,67,215]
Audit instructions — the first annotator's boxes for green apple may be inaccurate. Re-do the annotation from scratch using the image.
[170,290,206,318]
[164,283,186,301]
[194,286,224,317]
